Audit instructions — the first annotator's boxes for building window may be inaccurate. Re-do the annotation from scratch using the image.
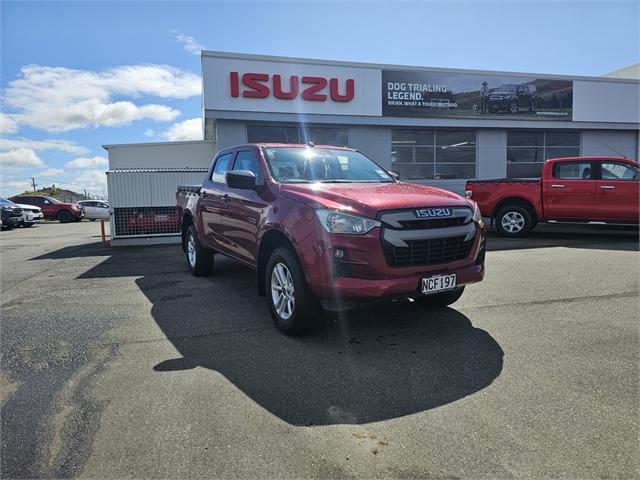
[391,129,477,180]
[507,130,580,178]
[247,124,348,146]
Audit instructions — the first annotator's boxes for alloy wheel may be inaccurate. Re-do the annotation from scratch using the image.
[270,262,295,320]
[501,211,525,233]
[187,232,197,267]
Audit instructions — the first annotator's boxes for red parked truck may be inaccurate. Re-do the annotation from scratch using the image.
[465,156,639,237]
[9,195,84,223]
[177,144,486,335]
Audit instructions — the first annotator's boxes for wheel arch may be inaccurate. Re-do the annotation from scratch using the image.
[180,212,195,252]
[256,229,298,297]
[493,197,539,222]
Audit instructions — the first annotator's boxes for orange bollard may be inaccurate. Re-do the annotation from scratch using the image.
[100,219,107,248]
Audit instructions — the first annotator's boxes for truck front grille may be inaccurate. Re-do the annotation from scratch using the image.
[383,236,472,267]
[398,217,465,230]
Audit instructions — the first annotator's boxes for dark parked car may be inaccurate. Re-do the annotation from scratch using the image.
[0,199,23,230]
[488,83,536,114]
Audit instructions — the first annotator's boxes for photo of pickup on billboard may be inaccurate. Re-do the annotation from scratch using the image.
[382,70,573,120]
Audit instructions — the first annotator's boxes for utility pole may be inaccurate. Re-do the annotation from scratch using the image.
[31,178,37,193]
[84,189,87,199]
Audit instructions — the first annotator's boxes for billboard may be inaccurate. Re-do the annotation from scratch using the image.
[382,70,573,120]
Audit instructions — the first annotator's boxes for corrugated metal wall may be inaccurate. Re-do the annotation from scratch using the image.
[107,169,208,239]
[107,169,207,208]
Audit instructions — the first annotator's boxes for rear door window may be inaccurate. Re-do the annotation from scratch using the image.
[553,162,593,180]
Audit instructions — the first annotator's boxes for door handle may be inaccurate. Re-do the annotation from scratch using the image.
[551,184,565,188]
[221,194,230,203]
[199,191,207,198]
[600,185,615,190]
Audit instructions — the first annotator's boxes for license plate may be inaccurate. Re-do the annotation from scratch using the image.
[421,274,457,295]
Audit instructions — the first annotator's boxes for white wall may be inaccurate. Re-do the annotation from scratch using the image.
[477,129,507,179]
[106,141,216,169]
[573,81,640,124]
[349,126,392,170]
[581,130,639,160]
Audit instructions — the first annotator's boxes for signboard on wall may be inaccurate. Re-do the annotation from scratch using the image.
[202,56,382,116]
[382,70,573,120]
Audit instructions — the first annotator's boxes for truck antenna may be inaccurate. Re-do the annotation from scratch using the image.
[602,143,628,159]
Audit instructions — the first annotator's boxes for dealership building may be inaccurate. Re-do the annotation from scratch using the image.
[104,51,639,245]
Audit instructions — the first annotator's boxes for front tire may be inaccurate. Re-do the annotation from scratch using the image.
[184,224,214,276]
[266,247,317,336]
[57,210,72,223]
[415,287,465,307]
[495,205,533,237]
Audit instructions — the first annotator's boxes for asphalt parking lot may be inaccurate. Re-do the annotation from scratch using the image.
[1,221,638,479]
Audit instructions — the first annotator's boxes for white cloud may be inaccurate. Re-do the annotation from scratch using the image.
[66,156,108,169]
[0,137,89,155]
[70,169,107,194]
[0,179,34,197]
[40,168,65,177]
[0,113,19,134]
[0,148,45,167]
[161,117,202,141]
[144,128,155,137]
[4,64,201,132]
[173,30,205,55]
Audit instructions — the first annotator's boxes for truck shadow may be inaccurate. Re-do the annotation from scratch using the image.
[486,224,639,252]
[76,247,504,426]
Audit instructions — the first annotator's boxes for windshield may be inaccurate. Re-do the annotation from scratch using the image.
[0,197,15,205]
[497,84,517,92]
[262,147,394,184]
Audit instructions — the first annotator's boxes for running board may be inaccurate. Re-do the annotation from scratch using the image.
[547,220,637,227]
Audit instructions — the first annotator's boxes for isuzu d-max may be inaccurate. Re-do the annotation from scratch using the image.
[466,156,639,237]
[177,144,486,335]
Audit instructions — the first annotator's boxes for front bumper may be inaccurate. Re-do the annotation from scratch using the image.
[298,221,486,301]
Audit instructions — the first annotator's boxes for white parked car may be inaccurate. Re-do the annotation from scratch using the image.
[78,200,110,221]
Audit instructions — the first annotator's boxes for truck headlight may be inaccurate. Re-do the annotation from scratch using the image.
[315,210,381,235]
[472,201,482,223]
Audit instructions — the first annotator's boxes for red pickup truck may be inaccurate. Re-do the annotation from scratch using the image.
[465,156,639,237]
[177,144,486,335]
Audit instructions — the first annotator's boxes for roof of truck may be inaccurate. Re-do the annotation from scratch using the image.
[546,156,637,164]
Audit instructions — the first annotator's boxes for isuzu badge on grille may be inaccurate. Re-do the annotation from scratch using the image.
[415,208,452,218]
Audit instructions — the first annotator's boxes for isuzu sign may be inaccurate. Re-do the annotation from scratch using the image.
[230,72,355,102]
[202,55,381,116]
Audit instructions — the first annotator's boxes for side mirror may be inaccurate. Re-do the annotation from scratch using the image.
[226,170,258,190]
[389,171,400,181]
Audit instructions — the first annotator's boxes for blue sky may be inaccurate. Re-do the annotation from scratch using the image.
[1,0,638,197]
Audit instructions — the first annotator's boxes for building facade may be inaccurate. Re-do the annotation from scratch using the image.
[105,51,639,244]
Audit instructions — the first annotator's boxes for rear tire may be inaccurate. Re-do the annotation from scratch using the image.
[415,287,465,307]
[495,205,533,237]
[184,224,214,276]
[266,247,318,336]
[57,210,72,223]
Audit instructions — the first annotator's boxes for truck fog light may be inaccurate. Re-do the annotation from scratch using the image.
[334,248,345,259]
